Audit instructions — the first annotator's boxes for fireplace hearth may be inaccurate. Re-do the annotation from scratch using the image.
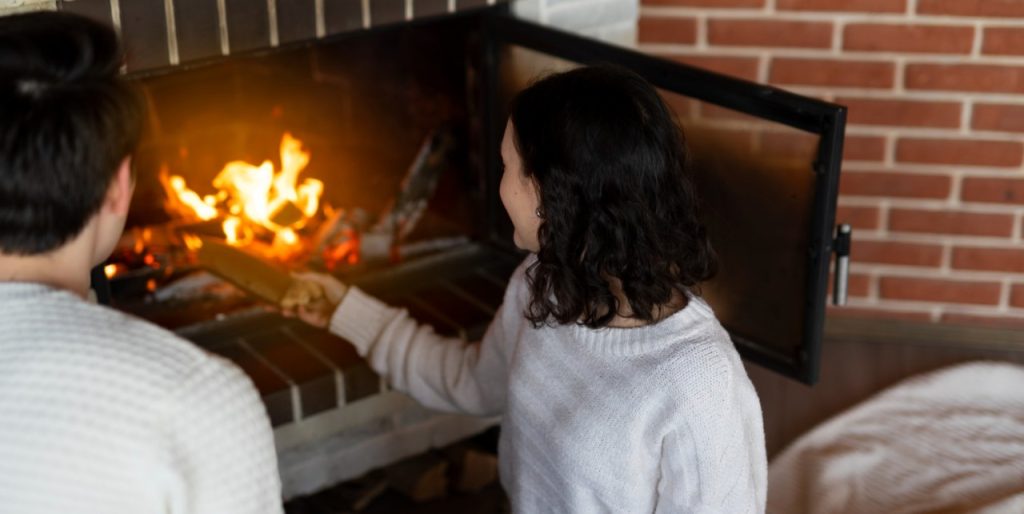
[88,2,846,500]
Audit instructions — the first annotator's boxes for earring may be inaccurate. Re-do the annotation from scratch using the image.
[535,208,543,218]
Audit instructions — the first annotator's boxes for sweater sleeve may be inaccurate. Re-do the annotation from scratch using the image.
[326,261,529,416]
[655,359,767,514]
[167,356,283,514]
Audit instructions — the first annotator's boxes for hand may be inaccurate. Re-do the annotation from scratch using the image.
[281,271,349,329]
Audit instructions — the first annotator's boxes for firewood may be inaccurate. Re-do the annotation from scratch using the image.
[195,237,293,304]
[384,452,450,502]
[440,443,499,493]
[269,200,305,227]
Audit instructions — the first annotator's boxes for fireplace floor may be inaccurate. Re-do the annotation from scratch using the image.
[174,242,522,428]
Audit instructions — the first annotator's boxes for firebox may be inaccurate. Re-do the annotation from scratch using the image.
[91,2,846,499]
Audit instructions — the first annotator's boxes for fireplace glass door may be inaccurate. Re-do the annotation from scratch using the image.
[485,16,846,384]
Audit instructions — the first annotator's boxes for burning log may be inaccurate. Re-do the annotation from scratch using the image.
[366,130,455,256]
[195,237,294,304]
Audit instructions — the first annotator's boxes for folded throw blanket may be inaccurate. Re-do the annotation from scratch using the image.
[768,361,1024,514]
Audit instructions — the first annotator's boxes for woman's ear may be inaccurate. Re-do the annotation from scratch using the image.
[104,156,134,216]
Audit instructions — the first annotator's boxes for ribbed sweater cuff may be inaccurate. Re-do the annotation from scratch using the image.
[329,286,394,355]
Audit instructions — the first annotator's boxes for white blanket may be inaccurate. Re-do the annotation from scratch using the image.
[768,361,1024,514]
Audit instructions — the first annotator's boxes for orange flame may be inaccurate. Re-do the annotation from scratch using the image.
[161,133,323,256]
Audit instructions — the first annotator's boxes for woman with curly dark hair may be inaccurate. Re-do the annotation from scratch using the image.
[285,65,767,513]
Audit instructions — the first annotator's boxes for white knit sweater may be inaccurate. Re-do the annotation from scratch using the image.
[330,257,767,513]
[0,283,282,514]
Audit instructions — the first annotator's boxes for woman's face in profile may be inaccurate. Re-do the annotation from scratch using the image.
[499,120,542,253]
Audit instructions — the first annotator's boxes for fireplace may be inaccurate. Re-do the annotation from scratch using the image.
[86,1,846,500]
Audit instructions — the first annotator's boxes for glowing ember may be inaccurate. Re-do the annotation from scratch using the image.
[162,133,324,257]
[103,264,119,279]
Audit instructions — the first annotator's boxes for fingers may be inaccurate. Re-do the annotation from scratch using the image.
[291,271,348,304]
[281,278,326,310]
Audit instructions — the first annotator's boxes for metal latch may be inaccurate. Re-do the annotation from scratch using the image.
[832,223,852,306]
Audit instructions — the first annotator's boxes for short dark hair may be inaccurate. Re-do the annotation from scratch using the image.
[0,11,143,255]
[510,64,717,329]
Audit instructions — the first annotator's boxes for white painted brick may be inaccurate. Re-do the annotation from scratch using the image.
[0,0,55,16]
[514,0,638,47]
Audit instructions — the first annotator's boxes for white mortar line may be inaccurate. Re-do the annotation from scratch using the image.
[832,18,843,55]
[362,0,371,28]
[405,0,412,20]
[640,6,1024,27]
[267,0,279,47]
[878,198,891,237]
[971,20,983,58]
[109,0,122,35]
[164,0,179,65]
[448,0,455,13]
[883,131,897,166]
[216,0,230,54]
[1014,209,1024,244]
[695,13,706,50]
[314,0,325,38]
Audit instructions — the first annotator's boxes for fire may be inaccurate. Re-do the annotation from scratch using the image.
[162,133,323,257]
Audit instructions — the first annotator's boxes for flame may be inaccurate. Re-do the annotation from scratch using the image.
[182,234,203,251]
[161,133,323,256]
[166,175,218,221]
[104,264,119,279]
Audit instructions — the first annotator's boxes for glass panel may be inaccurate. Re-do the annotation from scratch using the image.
[499,45,821,363]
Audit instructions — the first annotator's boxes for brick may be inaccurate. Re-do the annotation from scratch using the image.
[778,0,905,12]
[844,135,886,161]
[708,19,833,49]
[643,0,764,6]
[896,138,1023,167]
[889,208,1014,237]
[906,64,1024,94]
[879,276,1001,305]
[1011,284,1024,308]
[639,17,698,45]
[918,0,1024,17]
[838,97,961,128]
[840,171,952,199]
[844,24,974,54]
[952,246,1024,273]
[827,271,871,296]
[940,313,1024,329]
[962,177,1024,205]
[853,241,944,267]
[972,103,1024,133]
[836,205,881,229]
[771,58,895,88]
[667,55,760,81]
[827,305,933,322]
[982,27,1024,56]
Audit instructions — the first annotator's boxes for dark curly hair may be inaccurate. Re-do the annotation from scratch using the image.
[0,12,143,255]
[510,64,716,329]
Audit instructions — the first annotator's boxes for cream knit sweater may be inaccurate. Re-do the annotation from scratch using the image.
[0,283,282,514]
[330,257,767,513]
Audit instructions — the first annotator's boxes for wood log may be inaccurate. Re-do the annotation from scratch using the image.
[440,443,499,493]
[195,237,293,304]
[384,452,449,502]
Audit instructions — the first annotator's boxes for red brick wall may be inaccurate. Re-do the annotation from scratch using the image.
[640,0,1024,327]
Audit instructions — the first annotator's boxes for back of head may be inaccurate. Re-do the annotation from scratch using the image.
[0,11,142,255]
[510,64,717,328]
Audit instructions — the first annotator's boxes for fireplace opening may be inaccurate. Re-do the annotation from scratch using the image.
[88,5,845,500]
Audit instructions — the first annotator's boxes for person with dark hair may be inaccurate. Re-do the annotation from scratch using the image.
[284,65,766,512]
[0,12,282,513]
